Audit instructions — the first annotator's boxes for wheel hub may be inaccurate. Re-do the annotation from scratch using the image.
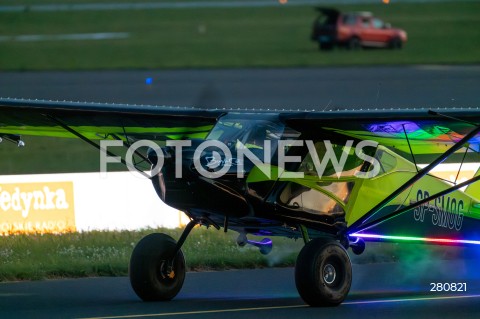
[323,263,336,285]
[159,260,176,280]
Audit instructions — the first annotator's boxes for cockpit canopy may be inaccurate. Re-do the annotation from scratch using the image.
[206,114,289,164]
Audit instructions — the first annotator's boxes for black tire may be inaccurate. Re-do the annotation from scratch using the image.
[319,42,333,51]
[346,37,361,50]
[351,238,366,255]
[129,233,186,301]
[389,37,402,49]
[295,239,352,307]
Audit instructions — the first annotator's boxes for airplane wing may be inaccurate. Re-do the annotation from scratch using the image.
[0,98,224,141]
[1,98,479,156]
[282,108,480,155]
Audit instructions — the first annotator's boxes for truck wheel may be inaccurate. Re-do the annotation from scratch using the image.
[347,37,361,50]
[319,42,333,51]
[389,37,402,49]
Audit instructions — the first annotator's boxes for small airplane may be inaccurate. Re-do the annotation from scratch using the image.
[0,98,479,306]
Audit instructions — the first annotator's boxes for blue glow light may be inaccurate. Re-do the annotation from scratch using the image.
[145,77,153,85]
[350,233,480,245]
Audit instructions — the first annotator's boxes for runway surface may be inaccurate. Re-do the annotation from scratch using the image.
[1,65,479,109]
[1,260,480,319]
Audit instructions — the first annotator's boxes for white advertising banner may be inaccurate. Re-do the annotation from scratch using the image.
[0,172,187,234]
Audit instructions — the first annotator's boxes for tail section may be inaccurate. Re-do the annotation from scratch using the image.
[465,167,480,199]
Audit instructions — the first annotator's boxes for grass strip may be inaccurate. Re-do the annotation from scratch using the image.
[0,227,301,281]
[0,226,467,281]
[0,1,479,70]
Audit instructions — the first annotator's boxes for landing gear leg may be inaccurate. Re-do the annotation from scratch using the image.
[129,220,197,301]
[295,238,352,307]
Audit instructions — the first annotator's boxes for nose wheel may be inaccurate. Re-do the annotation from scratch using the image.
[129,233,186,301]
[295,238,352,307]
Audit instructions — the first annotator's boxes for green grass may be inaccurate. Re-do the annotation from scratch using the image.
[0,1,479,70]
[0,227,304,281]
[0,226,467,281]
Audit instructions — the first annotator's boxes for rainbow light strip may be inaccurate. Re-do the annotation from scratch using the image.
[366,121,480,144]
[350,233,480,245]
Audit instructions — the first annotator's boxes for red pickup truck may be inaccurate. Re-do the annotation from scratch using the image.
[311,8,407,50]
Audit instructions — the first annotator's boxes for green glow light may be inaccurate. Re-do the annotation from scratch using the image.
[351,233,480,245]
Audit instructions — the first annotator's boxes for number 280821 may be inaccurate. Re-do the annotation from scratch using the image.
[430,283,467,292]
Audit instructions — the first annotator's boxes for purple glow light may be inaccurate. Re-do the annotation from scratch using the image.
[350,233,480,245]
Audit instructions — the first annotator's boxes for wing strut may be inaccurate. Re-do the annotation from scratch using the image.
[454,146,470,185]
[402,123,418,172]
[108,132,151,168]
[347,124,480,233]
[46,115,151,179]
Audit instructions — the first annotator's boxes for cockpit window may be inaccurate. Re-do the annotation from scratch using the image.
[206,114,291,164]
[207,120,244,143]
[299,141,365,177]
[375,149,397,175]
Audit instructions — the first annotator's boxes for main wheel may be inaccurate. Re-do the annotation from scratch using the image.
[129,233,186,301]
[295,239,352,307]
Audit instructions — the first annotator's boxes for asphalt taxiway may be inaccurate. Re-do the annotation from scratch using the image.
[1,260,480,319]
[1,65,479,109]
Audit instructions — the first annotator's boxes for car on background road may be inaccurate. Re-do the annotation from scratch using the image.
[311,7,407,50]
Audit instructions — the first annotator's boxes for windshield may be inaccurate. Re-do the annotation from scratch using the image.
[206,114,286,164]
